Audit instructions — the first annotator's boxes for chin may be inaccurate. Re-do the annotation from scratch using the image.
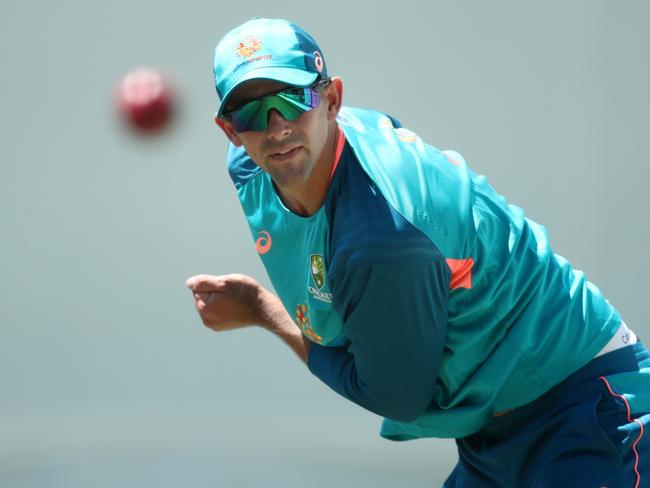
[271,163,313,187]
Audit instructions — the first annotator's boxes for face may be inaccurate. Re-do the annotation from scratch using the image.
[216,78,340,190]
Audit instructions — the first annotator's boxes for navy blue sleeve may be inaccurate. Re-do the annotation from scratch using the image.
[308,258,449,422]
[307,140,451,422]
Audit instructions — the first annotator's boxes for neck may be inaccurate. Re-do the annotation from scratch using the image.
[275,123,339,217]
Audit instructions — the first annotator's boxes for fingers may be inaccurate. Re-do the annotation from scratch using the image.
[187,275,226,329]
[192,292,210,315]
[186,274,226,292]
[191,291,219,328]
[187,273,263,332]
[193,291,211,304]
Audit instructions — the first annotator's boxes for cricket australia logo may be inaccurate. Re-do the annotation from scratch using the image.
[310,254,325,289]
[309,254,332,304]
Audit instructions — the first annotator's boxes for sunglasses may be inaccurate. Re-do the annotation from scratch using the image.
[223,78,331,132]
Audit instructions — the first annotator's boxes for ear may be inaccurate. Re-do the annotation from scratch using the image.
[214,114,243,147]
[324,76,343,122]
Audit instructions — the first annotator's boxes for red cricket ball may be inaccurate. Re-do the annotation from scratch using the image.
[117,67,174,134]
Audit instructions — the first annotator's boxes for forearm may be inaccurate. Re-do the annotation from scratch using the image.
[258,288,312,363]
[187,273,311,362]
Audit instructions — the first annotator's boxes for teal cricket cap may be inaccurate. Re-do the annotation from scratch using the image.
[213,18,328,117]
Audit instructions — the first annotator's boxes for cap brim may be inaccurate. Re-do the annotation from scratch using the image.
[217,67,318,117]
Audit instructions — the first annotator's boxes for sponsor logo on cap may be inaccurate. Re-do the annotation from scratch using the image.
[236,36,263,58]
[232,36,272,74]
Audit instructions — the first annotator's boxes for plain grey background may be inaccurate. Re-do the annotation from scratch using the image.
[1,1,648,487]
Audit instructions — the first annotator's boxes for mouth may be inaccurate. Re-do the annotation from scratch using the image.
[268,146,301,162]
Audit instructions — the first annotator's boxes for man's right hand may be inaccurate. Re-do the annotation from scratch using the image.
[186,273,311,363]
[186,273,271,331]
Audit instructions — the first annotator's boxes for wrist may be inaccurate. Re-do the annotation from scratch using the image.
[256,288,311,363]
[256,287,290,331]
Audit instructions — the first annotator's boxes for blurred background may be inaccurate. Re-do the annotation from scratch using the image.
[1,1,648,486]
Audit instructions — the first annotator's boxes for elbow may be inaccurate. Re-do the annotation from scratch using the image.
[366,382,434,422]
[383,394,432,422]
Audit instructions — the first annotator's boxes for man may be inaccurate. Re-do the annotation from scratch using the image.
[187,18,649,486]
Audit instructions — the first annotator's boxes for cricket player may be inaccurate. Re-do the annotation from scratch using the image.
[187,17,649,486]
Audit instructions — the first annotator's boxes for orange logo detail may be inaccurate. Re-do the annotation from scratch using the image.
[395,127,418,143]
[445,154,460,166]
[255,231,272,254]
[446,258,474,290]
[378,117,393,129]
[236,36,263,58]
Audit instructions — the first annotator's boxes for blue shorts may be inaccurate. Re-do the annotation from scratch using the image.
[444,342,650,487]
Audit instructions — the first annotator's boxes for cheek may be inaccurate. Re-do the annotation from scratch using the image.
[238,134,261,154]
[236,135,267,168]
[304,106,329,147]
[316,113,331,150]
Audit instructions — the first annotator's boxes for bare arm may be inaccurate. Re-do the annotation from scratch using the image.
[186,274,311,363]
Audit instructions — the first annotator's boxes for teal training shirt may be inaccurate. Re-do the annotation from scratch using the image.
[226,106,622,439]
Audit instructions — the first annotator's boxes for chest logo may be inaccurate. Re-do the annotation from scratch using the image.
[310,254,325,289]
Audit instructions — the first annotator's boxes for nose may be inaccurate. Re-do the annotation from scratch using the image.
[266,109,292,140]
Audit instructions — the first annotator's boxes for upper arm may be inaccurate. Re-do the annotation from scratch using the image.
[308,255,450,421]
[309,138,452,421]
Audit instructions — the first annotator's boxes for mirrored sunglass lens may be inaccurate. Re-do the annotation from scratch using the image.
[230,99,262,131]
[277,89,318,111]
[229,87,319,132]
